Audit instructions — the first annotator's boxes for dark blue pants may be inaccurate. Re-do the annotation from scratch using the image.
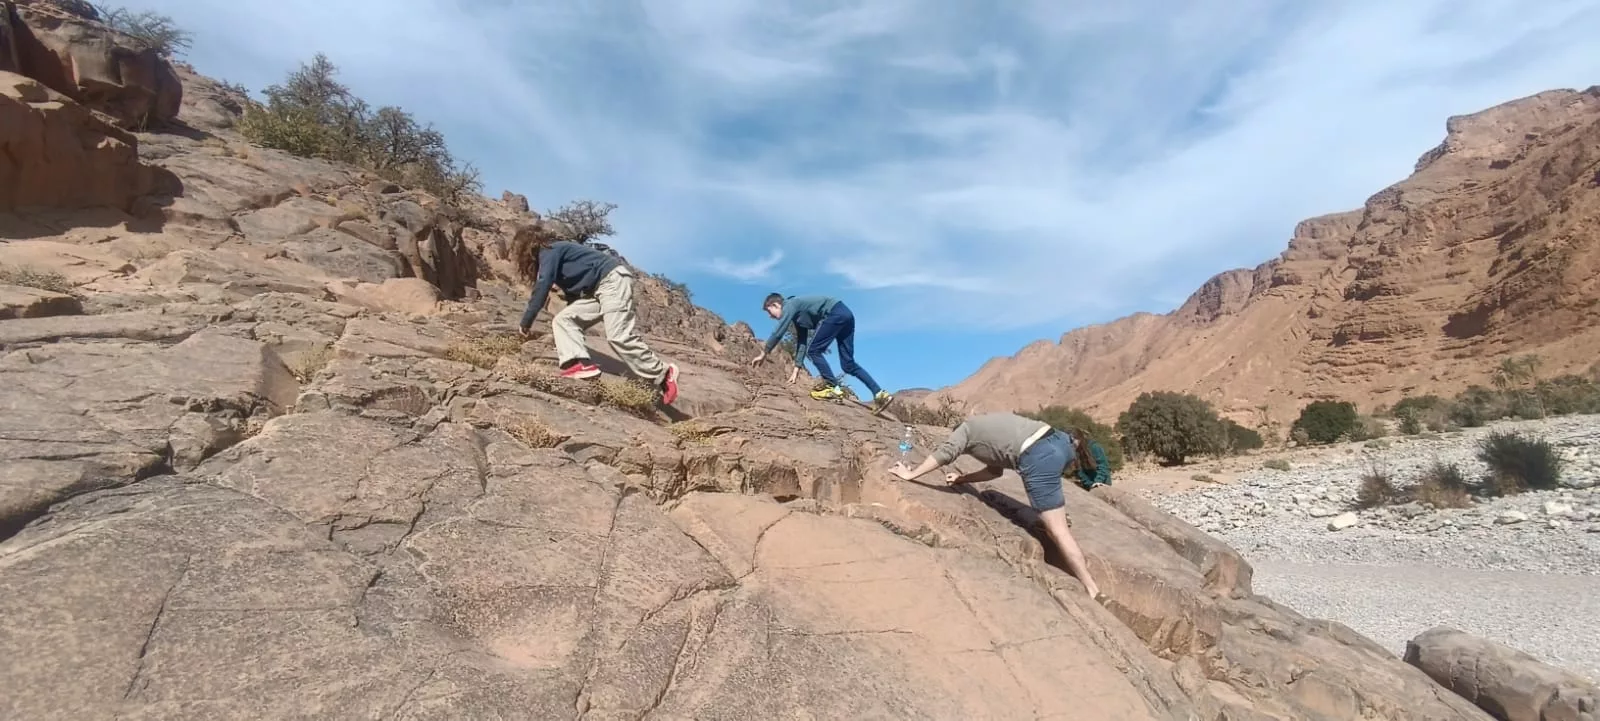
[807,302,883,396]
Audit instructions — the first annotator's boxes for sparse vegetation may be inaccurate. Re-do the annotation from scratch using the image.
[288,344,332,383]
[669,421,719,444]
[1476,430,1564,495]
[1364,438,1391,451]
[92,4,191,58]
[1020,405,1125,471]
[805,412,831,431]
[1116,391,1225,465]
[1393,394,1449,434]
[1190,474,1216,484]
[650,273,692,301]
[900,396,967,429]
[443,334,525,369]
[1291,400,1360,445]
[1355,465,1400,509]
[1413,461,1472,509]
[1222,418,1265,452]
[0,265,74,294]
[598,378,660,417]
[238,53,481,201]
[541,200,617,243]
[506,418,566,449]
[1262,458,1292,472]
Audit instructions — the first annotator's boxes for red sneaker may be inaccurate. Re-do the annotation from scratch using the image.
[560,362,600,380]
[660,364,680,405]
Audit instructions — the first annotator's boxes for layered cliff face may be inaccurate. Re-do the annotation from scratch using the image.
[0,9,1519,721]
[939,87,1600,424]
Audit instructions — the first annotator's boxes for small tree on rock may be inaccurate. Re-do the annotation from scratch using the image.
[543,200,618,243]
[1116,391,1225,465]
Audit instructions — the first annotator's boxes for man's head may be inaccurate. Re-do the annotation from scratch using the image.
[762,292,784,319]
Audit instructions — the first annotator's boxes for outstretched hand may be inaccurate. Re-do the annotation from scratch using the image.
[749,352,766,367]
[888,462,915,481]
[787,367,799,384]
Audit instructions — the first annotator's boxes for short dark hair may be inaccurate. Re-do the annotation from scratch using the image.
[763,292,783,308]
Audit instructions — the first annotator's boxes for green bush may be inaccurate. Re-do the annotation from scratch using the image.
[1262,458,1292,471]
[1116,391,1224,465]
[1449,385,1508,428]
[1350,415,1387,441]
[1393,395,1449,434]
[1476,430,1564,495]
[238,54,481,201]
[1222,419,1265,452]
[1290,400,1359,445]
[1536,375,1600,415]
[1020,405,1125,471]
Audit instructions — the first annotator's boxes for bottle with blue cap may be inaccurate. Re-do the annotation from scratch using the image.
[898,425,914,459]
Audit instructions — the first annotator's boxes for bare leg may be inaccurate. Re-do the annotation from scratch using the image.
[1038,506,1101,599]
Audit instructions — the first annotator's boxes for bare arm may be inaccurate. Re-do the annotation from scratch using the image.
[890,454,942,481]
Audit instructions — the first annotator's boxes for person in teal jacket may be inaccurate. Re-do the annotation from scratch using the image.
[1068,428,1112,489]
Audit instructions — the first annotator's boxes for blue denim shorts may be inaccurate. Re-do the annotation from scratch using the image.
[1016,430,1072,511]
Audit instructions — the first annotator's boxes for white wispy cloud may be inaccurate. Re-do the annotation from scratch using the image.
[125,0,1600,335]
[706,249,785,283]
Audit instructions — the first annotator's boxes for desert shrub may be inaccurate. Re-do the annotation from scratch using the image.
[1350,415,1387,441]
[443,334,524,369]
[93,4,191,57]
[1190,474,1216,484]
[1393,394,1450,435]
[1262,458,1292,471]
[669,421,719,444]
[0,264,73,294]
[1290,400,1359,445]
[1448,385,1508,428]
[650,273,692,301]
[1536,374,1600,415]
[1412,461,1472,509]
[1476,430,1564,495]
[541,200,617,243]
[1221,419,1265,453]
[598,378,659,417]
[804,412,830,430]
[1020,405,1126,471]
[1116,391,1225,466]
[1354,465,1400,508]
[238,53,481,201]
[901,396,967,429]
[1364,438,1391,450]
[288,344,332,382]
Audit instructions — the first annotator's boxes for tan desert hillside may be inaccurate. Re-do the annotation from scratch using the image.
[936,86,1600,424]
[3,2,1590,719]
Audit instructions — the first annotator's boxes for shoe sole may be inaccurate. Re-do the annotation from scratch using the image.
[660,364,680,405]
[562,367,601,380]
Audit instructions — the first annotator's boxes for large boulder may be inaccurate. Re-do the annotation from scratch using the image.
[3,0,182,128]
[1406,626,1599,721]
[0,72,157,211]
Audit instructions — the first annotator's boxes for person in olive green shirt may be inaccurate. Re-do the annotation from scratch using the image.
[888,412,1103,601]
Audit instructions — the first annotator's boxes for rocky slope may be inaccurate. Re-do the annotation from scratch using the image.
[936,86,1600,424]
[0,6,1548,720]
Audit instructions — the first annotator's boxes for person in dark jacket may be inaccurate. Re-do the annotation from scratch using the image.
[513,228,679,404]
[748,292,892,411]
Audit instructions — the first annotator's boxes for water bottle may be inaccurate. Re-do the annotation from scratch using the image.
[898,425,914,460]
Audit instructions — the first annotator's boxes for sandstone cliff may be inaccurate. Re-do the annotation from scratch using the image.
[0,9,1522,720]
[938,87,1600,424]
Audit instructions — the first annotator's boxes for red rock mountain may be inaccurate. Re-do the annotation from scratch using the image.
[937,86,1600,424]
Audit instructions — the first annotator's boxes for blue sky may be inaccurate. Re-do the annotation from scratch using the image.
[128,0,1600,392]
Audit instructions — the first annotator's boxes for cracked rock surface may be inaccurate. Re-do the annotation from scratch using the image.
[0,16,1527,721]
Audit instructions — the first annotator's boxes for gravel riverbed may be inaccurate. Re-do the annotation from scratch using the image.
[1145,414,1600,680]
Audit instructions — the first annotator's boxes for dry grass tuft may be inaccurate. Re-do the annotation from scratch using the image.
[506,417,567,449]
[598,377,660,417]
[289,344,333,382]
[669,421,718,445]
[1413,461,1473,509]
[444,333,525,369]
[805,412,831,430]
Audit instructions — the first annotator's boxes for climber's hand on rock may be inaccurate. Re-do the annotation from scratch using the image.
[749,353,766,366]
[888,462,913,481]
[518,325,531,338]
[787,367,799,384]
[944,472,961,485]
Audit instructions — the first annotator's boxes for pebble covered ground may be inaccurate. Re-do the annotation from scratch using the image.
[1144,414,1600,680]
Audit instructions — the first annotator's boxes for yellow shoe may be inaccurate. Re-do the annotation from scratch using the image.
[871,390,894,411]
[809,383,845,401]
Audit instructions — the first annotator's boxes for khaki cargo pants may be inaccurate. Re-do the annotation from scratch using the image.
[552,266,669,384]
